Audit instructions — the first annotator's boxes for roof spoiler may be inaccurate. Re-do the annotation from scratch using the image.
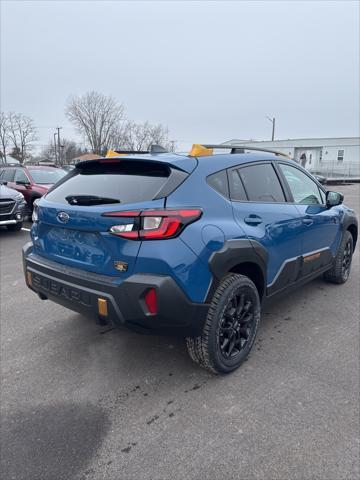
[188,144,291,158]
[105,145,168,158]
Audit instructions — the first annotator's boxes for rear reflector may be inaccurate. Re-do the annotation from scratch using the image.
[27,271,32,286]
[144,288,157,315]
[98,298,108,316]
[104,208,202,240]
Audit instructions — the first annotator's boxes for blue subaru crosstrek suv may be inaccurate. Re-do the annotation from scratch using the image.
[23,144,358,374]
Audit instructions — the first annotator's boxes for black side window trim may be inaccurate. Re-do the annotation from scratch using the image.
[276,161,327,206]
[228,161,290,203]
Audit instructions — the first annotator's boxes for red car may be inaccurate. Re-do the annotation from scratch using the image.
[0,165,67,214]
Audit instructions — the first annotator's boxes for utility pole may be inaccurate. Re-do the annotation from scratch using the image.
[57,127,62,165]
[53,132,58,164]
[266,116,276,141]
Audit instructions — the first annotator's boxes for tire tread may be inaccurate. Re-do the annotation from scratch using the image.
[323,231,353,284]
[186,273,260,374]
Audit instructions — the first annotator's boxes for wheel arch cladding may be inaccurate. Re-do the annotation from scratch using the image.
[228,262,265,299]
[207,239,267,301]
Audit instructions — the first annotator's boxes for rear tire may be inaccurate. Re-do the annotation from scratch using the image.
[7,222,22,232]
[323,231,354,284]
[186,274,261,374]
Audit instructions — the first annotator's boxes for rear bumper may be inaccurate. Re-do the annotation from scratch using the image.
[23,242,209,337]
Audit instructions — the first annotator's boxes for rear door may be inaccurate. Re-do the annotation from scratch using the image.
[277,162,341,275]
[33,159,176,278]
[12,168,32,203]
[229,161,305,295]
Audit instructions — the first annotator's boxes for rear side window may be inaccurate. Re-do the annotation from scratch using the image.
[45,161,172,205]
[1,169,15,182]
[239,163,285,202]
[207,170,229,197]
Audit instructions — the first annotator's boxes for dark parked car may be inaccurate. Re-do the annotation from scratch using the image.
[314,174,327,185]
[0,181,27,231]
[23,144,357,374]
[0,165,67,214]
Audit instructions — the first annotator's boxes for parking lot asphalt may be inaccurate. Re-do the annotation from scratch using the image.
[1,184,359,480]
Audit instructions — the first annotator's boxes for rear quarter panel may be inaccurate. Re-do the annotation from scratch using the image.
[162,165,249,301]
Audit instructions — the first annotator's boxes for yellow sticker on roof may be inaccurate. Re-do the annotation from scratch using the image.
[188,144,213,157]
[105,149,120,158]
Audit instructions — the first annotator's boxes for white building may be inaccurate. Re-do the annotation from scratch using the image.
[223,137,360,178]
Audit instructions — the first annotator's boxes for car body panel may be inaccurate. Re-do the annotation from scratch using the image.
[231,201,304,284]
[32,197,165,278]
[23,151,358,336]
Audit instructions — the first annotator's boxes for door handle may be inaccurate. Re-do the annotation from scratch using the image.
[303,217,313,226]
[244,215,263,226]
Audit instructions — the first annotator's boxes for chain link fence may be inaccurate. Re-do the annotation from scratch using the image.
[310,162,360,180]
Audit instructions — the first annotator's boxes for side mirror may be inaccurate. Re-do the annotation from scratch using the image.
[16,180,31,187]
[326,191,343,208]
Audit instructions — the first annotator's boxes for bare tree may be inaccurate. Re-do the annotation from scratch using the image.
[0,112,10,161]
[62,139,86,163]
[40,141,56,163]
[41,138,86,164]
[66,91,125,155]
[7,112,38,163]
[112,120,170,151]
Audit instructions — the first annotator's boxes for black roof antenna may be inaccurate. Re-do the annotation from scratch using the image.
[150,145,168,154]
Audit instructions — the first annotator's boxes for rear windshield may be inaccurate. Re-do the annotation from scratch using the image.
[28,168,67,184]
[45,161,171,205]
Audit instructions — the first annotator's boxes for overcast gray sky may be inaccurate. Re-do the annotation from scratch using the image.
[1,0,359,151]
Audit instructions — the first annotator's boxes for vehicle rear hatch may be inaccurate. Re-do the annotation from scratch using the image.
[32,157,191,279]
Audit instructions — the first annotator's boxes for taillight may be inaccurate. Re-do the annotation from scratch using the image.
[103,208,202,240]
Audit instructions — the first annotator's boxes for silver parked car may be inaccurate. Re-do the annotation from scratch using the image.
[0,181,27,231]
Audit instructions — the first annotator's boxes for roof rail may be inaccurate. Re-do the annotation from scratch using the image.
[202,144,291,158]
[106,145,169,158]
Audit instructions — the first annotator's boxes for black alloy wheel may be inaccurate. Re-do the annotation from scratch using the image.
[342,239,352,280]
[186,273,261,374]
[218,291,256,360]
[324,230,354,284]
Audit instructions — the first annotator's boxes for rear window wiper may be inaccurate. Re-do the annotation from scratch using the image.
[65,195,120,206]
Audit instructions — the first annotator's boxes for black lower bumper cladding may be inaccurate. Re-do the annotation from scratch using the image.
[22,242,208,337]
